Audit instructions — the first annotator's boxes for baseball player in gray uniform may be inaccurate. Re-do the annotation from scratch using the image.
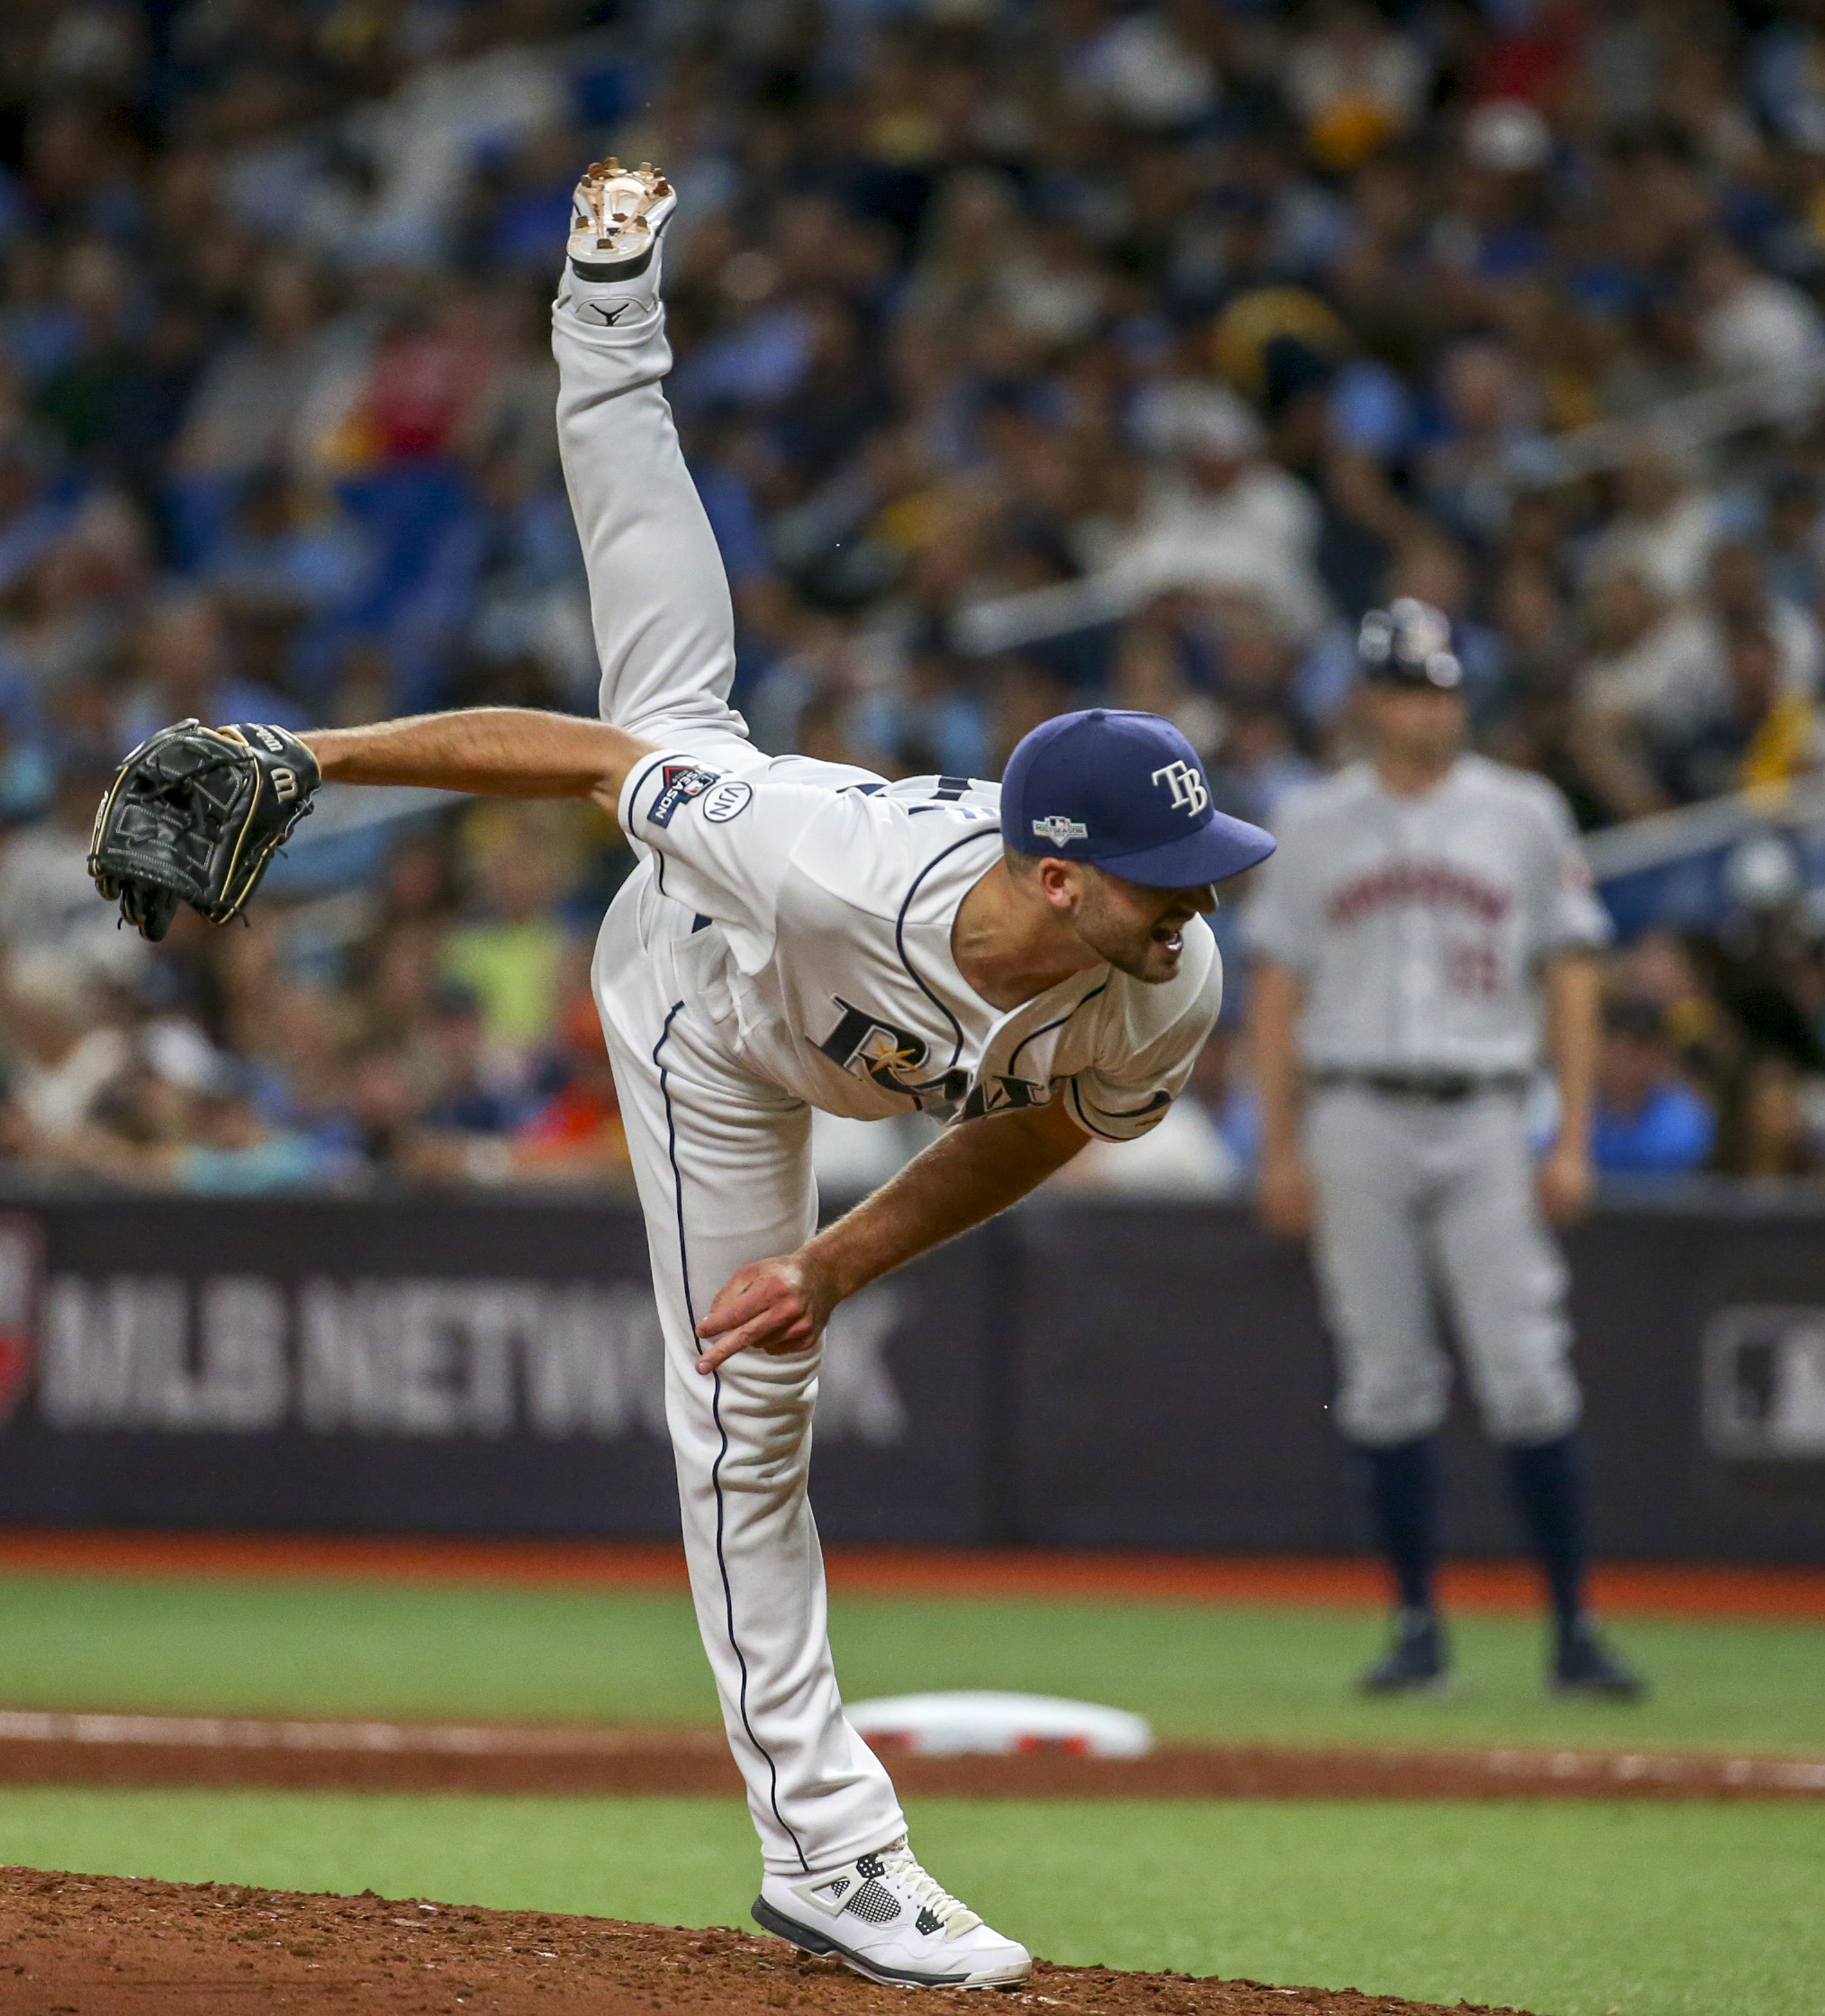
[287,162,1275,1988]
[1245,599,1644,1697]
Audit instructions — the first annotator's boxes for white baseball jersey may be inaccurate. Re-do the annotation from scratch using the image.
[617,750,1220,1139]
[1242,755,1609,1074]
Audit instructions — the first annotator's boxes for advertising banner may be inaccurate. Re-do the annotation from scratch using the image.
[0,1189,1819,1559]
[1014,1198,1825,1562]
[0,1197,994,1541]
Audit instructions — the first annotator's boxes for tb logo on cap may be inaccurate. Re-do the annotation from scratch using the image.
[1151,759,1209,818]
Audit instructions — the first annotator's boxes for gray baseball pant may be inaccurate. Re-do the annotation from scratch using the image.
[1304,1087,1581,1447]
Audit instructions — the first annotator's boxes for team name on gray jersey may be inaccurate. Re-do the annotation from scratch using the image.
[1242,755,1609,1073]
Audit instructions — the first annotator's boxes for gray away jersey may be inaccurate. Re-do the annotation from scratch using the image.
[617,749,1220,1135]
[1242,755,1609,1073]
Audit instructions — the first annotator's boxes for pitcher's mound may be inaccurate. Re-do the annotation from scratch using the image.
[0,1866,1534,2014]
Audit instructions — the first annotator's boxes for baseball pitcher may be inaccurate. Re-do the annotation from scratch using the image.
[91,162,1274,1987]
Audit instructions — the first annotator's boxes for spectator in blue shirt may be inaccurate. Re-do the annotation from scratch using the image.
[1592,997,1716,1177]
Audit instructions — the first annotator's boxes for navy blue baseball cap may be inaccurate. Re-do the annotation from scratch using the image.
[1002,709,1276,888]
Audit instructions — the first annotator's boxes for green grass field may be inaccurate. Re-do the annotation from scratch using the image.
[0,1572,1819,1755]
[0,1570,1820,2016]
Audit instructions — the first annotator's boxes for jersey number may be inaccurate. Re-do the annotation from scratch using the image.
[1445,942,1503,998]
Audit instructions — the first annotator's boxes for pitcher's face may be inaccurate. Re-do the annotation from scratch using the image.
[1070,868,1216,983]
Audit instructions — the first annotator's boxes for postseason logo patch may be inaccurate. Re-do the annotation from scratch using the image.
[648,762,719,827]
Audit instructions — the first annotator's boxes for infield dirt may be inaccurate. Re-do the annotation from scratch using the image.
[0,1867,1535,2015]
[0,1712,1817,1804]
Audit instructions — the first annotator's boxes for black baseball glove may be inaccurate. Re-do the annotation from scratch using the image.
[88,719,322,942]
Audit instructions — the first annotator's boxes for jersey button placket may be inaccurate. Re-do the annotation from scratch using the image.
[1398,912,1430,1066]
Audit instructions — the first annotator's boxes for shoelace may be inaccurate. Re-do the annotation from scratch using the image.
[878,1838,982,1939]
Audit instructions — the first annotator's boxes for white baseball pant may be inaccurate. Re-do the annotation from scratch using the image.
[555,277,906,1874]
[1304,1087,1582,1447]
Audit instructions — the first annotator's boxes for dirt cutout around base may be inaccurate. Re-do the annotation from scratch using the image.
[0,1713,1818,1804]
[0,1867,1533,2016]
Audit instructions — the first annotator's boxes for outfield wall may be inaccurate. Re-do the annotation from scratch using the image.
[0,1189,1820,1562]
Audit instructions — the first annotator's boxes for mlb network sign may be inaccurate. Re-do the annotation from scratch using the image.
[1703,1306,1825,1460]
[0,1214,908,1446]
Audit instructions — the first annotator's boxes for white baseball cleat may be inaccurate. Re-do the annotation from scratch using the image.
[567,157,676,279]
[754,1836,1032,1990]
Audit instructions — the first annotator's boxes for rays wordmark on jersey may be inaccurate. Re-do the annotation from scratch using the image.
[817,999,968,1108]
[960,1075,1053,1119]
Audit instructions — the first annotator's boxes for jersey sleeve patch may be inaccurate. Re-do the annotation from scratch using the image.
[701,778,753,823]
[648,762,720,827]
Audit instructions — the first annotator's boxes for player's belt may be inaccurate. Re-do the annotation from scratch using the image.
[1309,1069,1531,1103]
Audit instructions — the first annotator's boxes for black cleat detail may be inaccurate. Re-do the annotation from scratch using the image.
[752,1896,976,1989]
[846,1879,900,1924]
[754,1895,836,1957]
[569,246,655,282]
[1552,1622,1646,1698]
[1359,1612,1450,1695]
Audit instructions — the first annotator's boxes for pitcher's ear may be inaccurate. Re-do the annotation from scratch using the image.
[1035,857,1087,911]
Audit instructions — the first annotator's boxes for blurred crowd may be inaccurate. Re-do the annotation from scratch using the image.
[11,0,1825,1193]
